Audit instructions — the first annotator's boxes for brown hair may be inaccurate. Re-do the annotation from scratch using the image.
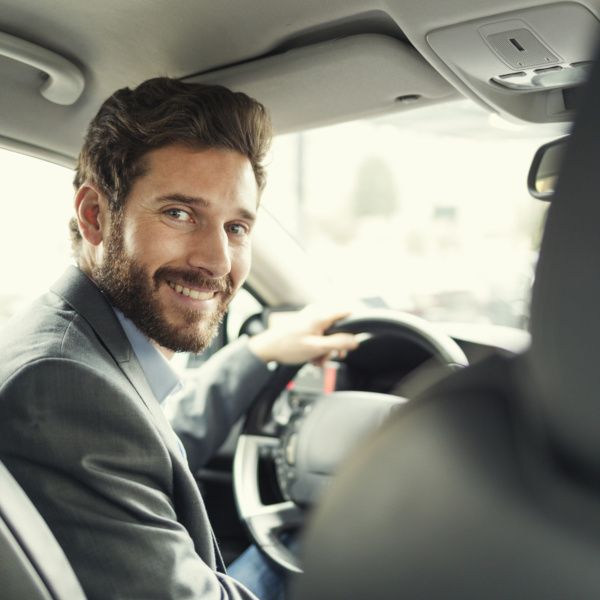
[70,77,272,254]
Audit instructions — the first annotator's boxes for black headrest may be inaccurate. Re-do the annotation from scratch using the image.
[528,43,600,474]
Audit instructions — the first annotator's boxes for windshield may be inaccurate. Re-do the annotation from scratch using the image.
[261,99,567,330]
[0,99,566,332]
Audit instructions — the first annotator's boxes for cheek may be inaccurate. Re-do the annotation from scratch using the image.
[124,223,177,265]
[229,246,252,289]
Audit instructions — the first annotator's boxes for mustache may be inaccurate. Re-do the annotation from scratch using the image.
[154,267,233,295]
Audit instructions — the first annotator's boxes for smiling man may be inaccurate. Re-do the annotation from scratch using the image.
[0,78,357,600]
[73,80,265,358]
[81,145,255,355]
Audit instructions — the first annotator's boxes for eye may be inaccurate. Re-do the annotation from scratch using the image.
[227,222,250,236]
[164,208,193,222]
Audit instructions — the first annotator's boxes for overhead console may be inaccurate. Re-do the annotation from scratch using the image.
[427,2,600,122]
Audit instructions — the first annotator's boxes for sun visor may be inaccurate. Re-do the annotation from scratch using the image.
[186,34,457,133]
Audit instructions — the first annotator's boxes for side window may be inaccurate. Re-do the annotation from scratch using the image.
[226,287,263,342]
[0,148,73,325]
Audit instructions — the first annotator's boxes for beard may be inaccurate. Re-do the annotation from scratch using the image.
[92,220,234,353]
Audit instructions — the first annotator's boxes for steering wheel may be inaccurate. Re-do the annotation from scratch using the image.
[233,309,469,573]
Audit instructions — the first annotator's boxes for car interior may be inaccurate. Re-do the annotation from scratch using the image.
[294,50,600,599]
[293,50,600,597]
[1,0,600,597]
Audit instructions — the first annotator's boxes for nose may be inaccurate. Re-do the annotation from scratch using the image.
[187,225,231,278]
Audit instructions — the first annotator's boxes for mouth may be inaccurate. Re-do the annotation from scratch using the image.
[166,280,218,301]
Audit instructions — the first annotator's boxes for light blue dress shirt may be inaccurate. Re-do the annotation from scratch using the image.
[113,308,183,404]
[113,308,187,459]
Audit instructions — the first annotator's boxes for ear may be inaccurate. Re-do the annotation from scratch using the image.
[74,183,108,246]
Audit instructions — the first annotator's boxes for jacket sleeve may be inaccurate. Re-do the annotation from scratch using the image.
[0,357,259,600]
[165,336,273,472]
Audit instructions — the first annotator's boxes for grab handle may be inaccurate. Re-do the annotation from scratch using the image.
[0,30,84,105]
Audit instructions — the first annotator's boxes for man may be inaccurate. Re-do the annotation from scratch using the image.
[0,78,357,599]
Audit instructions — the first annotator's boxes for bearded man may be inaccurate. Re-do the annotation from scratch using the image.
[0,77,357,600]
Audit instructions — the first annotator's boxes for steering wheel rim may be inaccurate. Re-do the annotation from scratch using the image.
[233,309,469,573]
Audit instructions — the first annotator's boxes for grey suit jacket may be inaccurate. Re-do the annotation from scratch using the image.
[0,266,268,600]
[169,333,272,475]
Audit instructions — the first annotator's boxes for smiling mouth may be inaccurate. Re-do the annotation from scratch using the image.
[167,280,217,301]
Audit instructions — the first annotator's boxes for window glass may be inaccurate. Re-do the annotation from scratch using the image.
[0,149,73,323]
[226,288,263,341]
[0,99,565,333]
[261,100,565,330]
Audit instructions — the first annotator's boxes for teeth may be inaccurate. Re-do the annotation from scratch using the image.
[190,289,214,300]
[168,280,215,301]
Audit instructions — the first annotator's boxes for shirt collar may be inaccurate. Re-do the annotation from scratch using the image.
[113,308,183,404]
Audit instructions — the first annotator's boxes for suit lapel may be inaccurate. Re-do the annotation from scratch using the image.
[51,267,170,431]
[51,266,217,567]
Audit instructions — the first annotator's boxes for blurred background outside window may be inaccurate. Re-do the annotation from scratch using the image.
[262,99,562,330]
[0,99,564,330]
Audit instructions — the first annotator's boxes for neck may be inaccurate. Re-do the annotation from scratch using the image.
[152,340,174,361]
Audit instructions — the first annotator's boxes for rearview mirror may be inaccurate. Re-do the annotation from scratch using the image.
[527,136,569,200]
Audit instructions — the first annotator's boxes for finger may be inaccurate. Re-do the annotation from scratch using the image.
[326,348,348,362]
[308,333,359,352]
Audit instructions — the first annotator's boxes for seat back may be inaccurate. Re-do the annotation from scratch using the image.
[293,41,600,600]
[0,461,86,599]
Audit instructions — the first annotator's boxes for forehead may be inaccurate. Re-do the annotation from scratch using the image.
[133,144,259,205]
[143,144,256,183]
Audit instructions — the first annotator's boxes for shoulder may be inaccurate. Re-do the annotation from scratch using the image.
[0,353,173,489]
[0,287,119,380]
[0,357,144,443]
[0,291,137,433]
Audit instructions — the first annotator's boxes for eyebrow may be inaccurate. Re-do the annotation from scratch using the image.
[156,193,257,222]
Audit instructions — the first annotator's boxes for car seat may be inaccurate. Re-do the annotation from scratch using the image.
[0,460,85,599]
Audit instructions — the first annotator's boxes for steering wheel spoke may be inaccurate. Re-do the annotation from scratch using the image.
[244,500,304,528]
[245,502,304,572]
[234,434,304,572]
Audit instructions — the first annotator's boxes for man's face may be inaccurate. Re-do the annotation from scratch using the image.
[92,144,258,353]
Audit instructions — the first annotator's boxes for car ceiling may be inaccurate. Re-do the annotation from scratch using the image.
[1,0,600,166]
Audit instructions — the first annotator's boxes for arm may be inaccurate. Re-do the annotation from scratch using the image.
[0,358,258,600]
[165,336,273,472]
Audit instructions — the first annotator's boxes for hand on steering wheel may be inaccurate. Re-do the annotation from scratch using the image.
[234,309,469,573]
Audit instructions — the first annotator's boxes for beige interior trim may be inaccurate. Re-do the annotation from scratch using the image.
[0,30,85,105]
[0,134,74,168]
